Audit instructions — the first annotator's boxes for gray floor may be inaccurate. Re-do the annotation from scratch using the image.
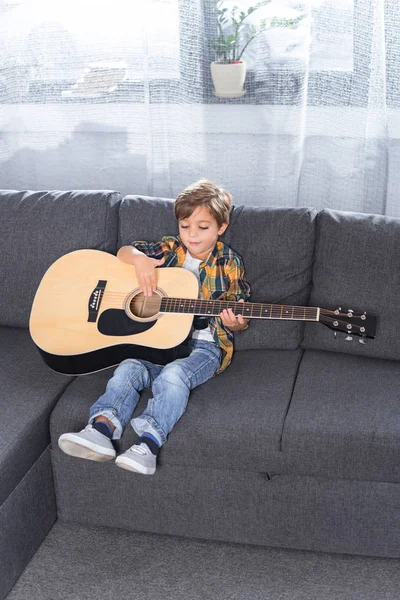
[7,521,400,600]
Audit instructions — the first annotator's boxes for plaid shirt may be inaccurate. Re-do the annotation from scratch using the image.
[131,236,251,374]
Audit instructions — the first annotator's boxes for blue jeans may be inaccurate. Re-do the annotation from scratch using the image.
[89,339,221,445]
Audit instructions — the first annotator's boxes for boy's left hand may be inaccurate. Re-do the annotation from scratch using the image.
[220,299,249,332]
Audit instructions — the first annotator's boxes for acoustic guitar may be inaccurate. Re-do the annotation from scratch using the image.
[29,249,377,375]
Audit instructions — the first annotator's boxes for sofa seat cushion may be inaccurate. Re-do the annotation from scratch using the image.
[50,349,303,473]
[281,350,400,482]
[0,327,72,505]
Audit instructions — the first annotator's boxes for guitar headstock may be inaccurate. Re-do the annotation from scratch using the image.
[319,307,377,341]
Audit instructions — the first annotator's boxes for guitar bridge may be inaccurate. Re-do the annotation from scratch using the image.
[87,280,107,322]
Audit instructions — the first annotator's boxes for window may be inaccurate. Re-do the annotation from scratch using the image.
[0,0,386,107]
[205,0,356,105]
[0,0,181,101]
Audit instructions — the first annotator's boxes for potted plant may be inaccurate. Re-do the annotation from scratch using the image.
[210,1,305,98]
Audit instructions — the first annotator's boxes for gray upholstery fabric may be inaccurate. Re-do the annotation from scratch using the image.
[0,448,56,600]
[7,522,400,600]
[0,327,71,505]
[0,190,121,327]
[302,209,400,361]
[281,350,400,482]
[50,349,302,473]
[118,195,177,244]
[119,197,317,350]
[223,205,317,350]
[52,453,400,558]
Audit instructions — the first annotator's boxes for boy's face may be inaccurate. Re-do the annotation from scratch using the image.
[179,206,228,261]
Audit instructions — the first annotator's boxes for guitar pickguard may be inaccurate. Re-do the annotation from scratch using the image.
[98,309,156,336]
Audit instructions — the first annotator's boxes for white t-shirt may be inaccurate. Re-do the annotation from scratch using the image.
[182,251,215,343]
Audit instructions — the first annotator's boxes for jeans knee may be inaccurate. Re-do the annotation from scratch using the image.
[159,363,190,388]
[117,359,149,387]
[120,358,143,368]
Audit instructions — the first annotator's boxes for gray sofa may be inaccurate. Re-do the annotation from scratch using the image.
[1,190,399,599]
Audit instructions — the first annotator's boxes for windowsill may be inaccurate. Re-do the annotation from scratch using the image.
[2,103,399,139]
[0,69,371,107]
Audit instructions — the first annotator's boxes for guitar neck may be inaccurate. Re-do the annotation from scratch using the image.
[160,298,320,321]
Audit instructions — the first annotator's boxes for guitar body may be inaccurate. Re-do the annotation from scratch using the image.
[29,250,199,375]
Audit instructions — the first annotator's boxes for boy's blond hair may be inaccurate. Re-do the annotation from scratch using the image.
[174,179,232,228]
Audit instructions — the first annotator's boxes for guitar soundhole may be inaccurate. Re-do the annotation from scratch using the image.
[129,293,162,319]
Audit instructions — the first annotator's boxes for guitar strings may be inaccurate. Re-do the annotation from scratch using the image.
[94,295,361,327]
[102,294,318,311]
[101,294,353,318]
[96,305,360,327]
[76,289,361,319]
[101,295,318,312]
[96,308,363,330]
[99,293,363,321]
[102,292,317,308]
[97,298,320,321]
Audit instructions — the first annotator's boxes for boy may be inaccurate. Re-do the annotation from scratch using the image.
[59,179,250,475]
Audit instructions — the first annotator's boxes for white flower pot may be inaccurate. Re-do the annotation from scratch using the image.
[210,61,247,99]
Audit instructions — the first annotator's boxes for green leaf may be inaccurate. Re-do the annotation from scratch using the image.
[212,0,304,62]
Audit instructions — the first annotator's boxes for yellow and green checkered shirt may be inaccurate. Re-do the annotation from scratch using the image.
[131,236,251,374]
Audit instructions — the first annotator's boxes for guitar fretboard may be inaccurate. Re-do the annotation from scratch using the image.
[159,298,319,321]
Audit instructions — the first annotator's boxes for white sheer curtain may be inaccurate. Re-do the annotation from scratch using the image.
[0,0,398,216]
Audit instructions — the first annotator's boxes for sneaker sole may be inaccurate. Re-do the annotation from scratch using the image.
[58,434,116,462]
[115,455,156,475]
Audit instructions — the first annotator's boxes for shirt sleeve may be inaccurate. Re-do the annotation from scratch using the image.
[130,240,166,260]
[131,236,180,262]
[224,255,251,302]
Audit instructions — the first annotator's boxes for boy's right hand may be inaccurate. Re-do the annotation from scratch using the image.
[133,255,165,296]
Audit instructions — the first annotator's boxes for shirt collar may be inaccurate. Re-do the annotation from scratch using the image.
[178,236,221,268]
[203,241,221,267]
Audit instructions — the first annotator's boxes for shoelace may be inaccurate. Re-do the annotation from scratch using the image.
[130,443,149,456]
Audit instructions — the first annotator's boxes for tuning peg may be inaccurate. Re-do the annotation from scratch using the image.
[345,335,353,341]
[359,338,367,345]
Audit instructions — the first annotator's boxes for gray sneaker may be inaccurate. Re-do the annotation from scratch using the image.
[115,443,156,475]
[58,424,116,461]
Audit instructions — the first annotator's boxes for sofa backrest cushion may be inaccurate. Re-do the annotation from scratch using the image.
[119,196,317,350]
[0,190,121,328]
[302,209,400,361]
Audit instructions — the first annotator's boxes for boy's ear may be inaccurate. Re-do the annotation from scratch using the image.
[218,222,229,236]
